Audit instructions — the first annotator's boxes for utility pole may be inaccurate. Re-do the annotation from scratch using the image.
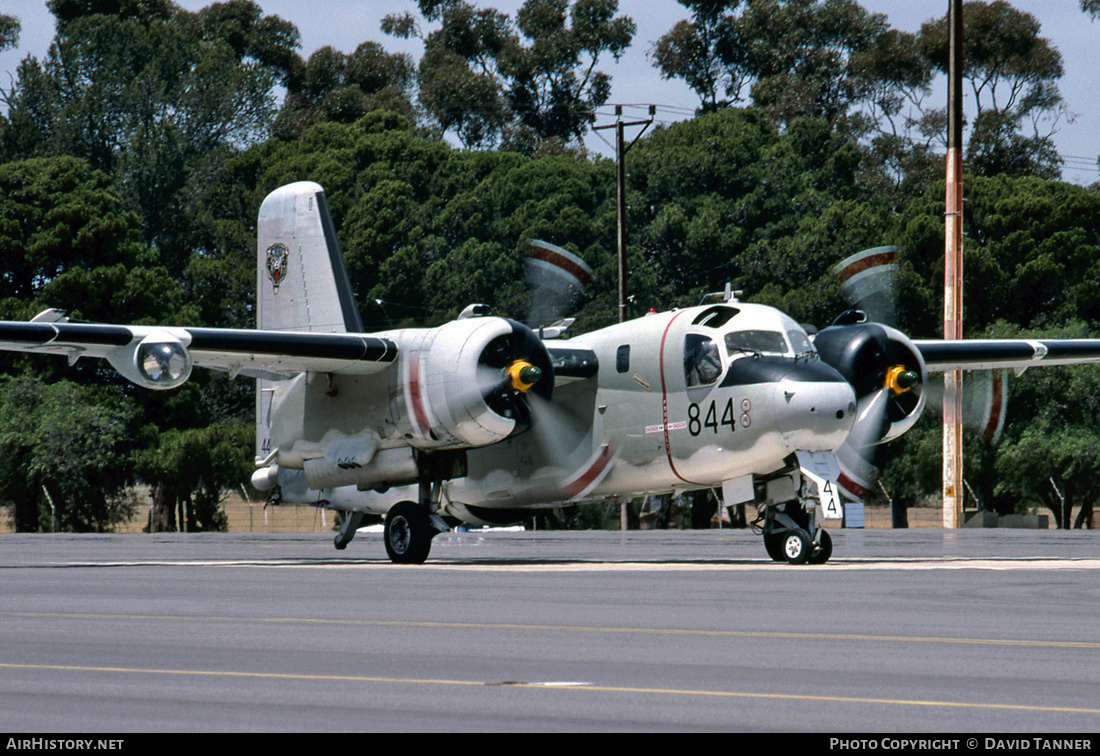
[594,105,654,530]
[943,0,965,529]
[594,105,654,324]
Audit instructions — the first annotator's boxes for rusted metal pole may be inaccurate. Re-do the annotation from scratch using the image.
[943,0,965,529]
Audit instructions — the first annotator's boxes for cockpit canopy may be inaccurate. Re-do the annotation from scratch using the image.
[682,304,815,388]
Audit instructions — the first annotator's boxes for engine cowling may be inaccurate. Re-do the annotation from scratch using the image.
[402,317,553,449]
[813,321,927,444]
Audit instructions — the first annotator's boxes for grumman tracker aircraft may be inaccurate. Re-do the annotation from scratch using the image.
[3,182,1100,564]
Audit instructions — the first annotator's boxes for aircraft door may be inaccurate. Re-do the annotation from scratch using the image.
[660,320,726,485]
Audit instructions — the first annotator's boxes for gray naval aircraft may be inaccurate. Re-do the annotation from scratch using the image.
[3,181,1100,564]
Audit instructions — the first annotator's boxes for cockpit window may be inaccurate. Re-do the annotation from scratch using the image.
[691,305,739,329]
[724,330,788,356]
[787,329,813,355]
[684,334,723,387]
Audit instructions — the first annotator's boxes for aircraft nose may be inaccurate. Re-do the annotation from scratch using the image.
[773,362,857,452]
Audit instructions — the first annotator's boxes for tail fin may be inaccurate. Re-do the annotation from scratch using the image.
[255,182,363,465]
[256,181,363,334]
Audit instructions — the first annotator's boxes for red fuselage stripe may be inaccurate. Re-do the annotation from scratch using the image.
[659,311,703,485]
[408,351,431,436]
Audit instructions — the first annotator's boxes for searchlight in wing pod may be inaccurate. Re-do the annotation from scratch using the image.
[108,330,193,390]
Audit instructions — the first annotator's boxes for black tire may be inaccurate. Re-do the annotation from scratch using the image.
[763,533,785,561]
[808,529,833,565]
[384,501,433,564]
[782,528,811,565]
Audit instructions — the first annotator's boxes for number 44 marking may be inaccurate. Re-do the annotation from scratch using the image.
[820,480,843,519]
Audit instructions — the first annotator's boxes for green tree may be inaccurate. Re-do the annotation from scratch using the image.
[651,1,741,112]
[0,376,137,532]
[918,0,1065,179]
[1,1,297,274]
[989,322,1100,528]
[0,155,165,322]
[385,0,634,149]
[895,174,1100,335]
[135,419,252,532]
[628,108,879,318]
[0,13,18,52]
[653,0,896,130]
[274,42,417,138]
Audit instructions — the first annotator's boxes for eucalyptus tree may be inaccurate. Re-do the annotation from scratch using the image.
[917,0,1066,179]
[0,0,299,272]
[0,13,18,52]
[384,0,634,150]
[274,42,418,138]
[652,0,901,129]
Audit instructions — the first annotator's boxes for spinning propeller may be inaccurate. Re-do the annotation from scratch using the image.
[476,320,554,426]
[525,239,593,332]
[819,247,929,499]
[823,246,1008,500]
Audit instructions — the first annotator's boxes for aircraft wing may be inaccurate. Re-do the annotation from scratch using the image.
[0,320,398,383]
[915,339,1100,372]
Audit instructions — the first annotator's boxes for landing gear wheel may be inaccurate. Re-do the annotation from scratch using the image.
[384,502,434,564]
[782,528,811,565]
[763,533,785,562]
[808,530,833,565]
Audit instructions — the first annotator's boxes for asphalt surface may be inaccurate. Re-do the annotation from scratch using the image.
[1,528,1099,734]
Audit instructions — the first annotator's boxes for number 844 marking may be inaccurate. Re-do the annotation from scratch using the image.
[688,398,751,436]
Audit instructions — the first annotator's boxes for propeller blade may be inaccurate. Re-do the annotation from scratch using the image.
[836,388,891,502]
[833,246,898,327]
[925,369,1008,443]
[525,239,592,329]
[476,322,554,425]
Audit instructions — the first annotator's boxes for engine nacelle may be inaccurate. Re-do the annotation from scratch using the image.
[814,322,927,444]
[107,330,193,390]
[402,317,553,449]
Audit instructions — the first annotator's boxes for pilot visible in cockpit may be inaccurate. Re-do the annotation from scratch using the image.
[686,337,722,387]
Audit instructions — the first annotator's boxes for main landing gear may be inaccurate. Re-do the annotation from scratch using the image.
[333,500,446,563]
[383,501,440,564]
[332,451,459,563]
[759,500,833,565]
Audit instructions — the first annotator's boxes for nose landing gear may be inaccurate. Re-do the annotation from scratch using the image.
[759,500,833,565]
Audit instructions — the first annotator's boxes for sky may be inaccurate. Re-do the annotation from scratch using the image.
[2,0,1098,183]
